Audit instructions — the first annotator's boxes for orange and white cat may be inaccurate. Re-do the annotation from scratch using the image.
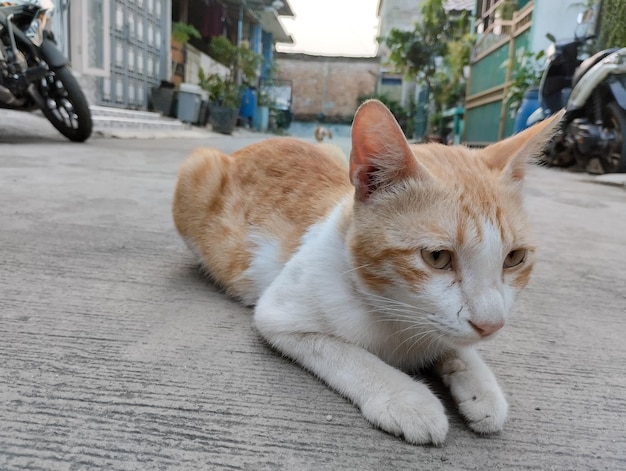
[172,100,561,445]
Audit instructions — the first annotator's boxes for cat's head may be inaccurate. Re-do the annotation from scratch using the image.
[346,100,561,347]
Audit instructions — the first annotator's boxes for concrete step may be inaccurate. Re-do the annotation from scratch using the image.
[90,105,187,130]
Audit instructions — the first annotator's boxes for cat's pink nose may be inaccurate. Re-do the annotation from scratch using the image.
[469,320,504,337]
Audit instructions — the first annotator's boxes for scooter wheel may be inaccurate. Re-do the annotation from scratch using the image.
[602,102,626,173]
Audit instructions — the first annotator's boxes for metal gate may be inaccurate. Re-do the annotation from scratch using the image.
[98,0,169,109]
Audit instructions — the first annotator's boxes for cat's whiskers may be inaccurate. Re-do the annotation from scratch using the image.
[341,263,374,276]
[364,298,437,322]
[391,328,442,356]
[362,291,423,310]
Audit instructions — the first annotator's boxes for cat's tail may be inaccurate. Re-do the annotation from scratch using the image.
[172,147,232,254]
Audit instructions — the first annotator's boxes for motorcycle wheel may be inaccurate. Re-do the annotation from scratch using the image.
[601,102,626,173]
[39,66,92,142]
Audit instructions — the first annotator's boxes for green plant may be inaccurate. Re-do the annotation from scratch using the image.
[171,22,201,44]
[208,36,262,86]
[598,0,626,50]
[257,87,274,107]
[383,0,473,136]
[201,36,263,109]
[497,0,519,20]
[198,68,240,108]
[502,47,545,117]
[257,62,280,108]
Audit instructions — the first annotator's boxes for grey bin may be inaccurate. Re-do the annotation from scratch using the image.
[176,83,203,123]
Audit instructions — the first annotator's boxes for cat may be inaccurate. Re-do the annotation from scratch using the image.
[172,100,562,445]
[314,125,333,142]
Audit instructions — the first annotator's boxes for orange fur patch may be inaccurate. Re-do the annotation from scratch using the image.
[172,138,352,300]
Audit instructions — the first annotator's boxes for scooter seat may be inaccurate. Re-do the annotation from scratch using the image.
[572,48,620,88]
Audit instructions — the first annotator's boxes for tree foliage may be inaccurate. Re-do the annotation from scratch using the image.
[598,0,626,50]
[502,48,545,118]
[171,22,201,44]
[383,0,473,132]
[199,36,263,108]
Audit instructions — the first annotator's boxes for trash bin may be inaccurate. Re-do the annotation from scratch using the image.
[196,89,210,126]
[176,83,202,123]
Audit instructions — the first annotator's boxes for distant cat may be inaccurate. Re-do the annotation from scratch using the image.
[172,100,561,445]
[314,125,333,142]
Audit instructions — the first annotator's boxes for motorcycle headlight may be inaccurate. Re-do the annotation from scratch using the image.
[546,43,557,61]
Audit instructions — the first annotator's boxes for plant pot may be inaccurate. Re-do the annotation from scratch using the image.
[197,101,210,126]
[170,40,185,86]
[171,40,184,65]
[209,104,239,135]
[150,86,177,117]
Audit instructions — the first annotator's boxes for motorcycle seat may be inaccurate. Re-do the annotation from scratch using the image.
[572,48,620,88]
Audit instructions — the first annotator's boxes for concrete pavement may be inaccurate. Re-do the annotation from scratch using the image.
[0,109,625,470]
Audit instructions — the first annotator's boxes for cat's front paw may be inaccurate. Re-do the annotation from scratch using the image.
[360,387,448,445]
[457,386,508,434]
[440,355,508,434]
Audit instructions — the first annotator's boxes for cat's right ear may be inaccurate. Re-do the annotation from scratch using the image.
[482,110,565,183]
[350,100,432,202]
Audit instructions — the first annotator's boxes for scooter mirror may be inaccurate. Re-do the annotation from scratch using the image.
[575,8,597,39]
[546,33,556,43]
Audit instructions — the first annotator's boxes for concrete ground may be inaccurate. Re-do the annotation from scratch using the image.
[1,110,625,470]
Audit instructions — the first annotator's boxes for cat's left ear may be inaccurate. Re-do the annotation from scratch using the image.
[350,99,435,201]
[482,110,565,182]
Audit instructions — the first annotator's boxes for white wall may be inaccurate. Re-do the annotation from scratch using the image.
[530,0,584,53]
[185,44,229,84]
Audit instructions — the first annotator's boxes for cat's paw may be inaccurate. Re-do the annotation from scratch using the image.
[439,354,508,434]
[360,388,448,445]
[457,386,508,434]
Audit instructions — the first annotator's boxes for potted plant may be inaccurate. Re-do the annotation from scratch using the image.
[198,69,240,134]
[502,47,545,132]
[151,22,201,116]
[254,87,272,132]
[253,61,282,132]
[170,22,201,86]
[496,0,518,21]
[199,36,262,134]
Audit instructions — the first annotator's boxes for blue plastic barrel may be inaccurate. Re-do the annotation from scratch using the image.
[513,88,539,134]
[239,88,257,120]
[513,88,540,134]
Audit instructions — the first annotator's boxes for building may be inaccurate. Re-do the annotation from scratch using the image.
[376,0,424,105]
[49,0,293,112]
[464,0,583,145]
[274,53,379,123]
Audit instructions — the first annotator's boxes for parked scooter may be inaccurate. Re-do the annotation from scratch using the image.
[529,7,626,173]
[0,0,92,142]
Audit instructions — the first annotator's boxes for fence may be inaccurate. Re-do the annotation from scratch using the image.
[464,2,534,145]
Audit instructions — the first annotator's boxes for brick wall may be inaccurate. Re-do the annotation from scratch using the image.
[275,53,380,123]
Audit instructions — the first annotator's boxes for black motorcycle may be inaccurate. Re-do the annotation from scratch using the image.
[529,8,626,174]
[0,1,92,142]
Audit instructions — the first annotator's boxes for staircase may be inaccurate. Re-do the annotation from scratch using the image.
[89,105,189,132]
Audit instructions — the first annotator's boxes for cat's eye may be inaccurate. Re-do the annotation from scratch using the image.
[504,249,527,268]
[421,249,453,270]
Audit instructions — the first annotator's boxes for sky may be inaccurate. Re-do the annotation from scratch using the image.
[275,0,380,57]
